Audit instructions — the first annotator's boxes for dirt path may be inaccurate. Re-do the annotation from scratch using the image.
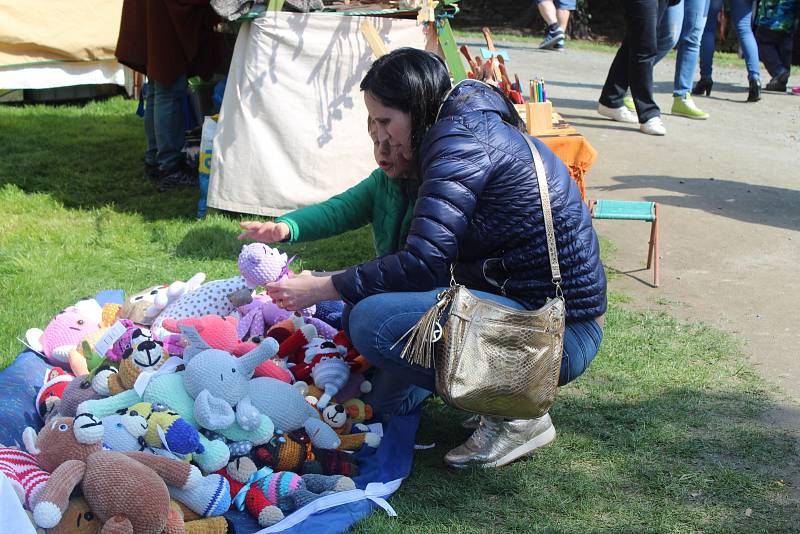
[462,37,800,490]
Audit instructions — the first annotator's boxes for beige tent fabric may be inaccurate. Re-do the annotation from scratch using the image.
[209,12,430,217]
[0,1,122,67]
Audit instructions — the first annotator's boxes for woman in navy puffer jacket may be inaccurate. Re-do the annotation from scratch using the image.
[265,48,606,469]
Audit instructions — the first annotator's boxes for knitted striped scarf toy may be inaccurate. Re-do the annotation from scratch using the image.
[0,447,49,509]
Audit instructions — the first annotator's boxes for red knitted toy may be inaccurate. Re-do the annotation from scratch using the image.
[0,447,49,509]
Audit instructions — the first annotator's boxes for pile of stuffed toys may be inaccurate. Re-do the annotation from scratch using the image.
[3,244,381,533]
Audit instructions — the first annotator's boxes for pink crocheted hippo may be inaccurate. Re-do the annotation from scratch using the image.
[151,244,291,337]
[25,298,103,366]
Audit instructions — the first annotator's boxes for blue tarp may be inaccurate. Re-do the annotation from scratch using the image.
[0,288,419,533]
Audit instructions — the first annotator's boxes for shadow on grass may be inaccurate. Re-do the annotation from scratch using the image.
[0,99,199,221]
[174,224,243,260]
[374,385,799,533]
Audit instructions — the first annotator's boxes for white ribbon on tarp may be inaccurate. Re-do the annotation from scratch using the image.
[256,478,404,533]
[133,357,184,397]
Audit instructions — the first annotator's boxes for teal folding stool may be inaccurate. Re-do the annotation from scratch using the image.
[589,199,660,287]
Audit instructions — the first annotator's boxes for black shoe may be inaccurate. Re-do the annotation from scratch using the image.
[144,162,160,181]
[157,165,198,192]
[765,72,789,92]
[747,79,761,102]
[691,78,713,96]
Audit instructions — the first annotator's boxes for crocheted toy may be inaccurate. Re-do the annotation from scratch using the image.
[47,498,234,534]
[93,327,167,396]
[222,459,354,528]
[151,244,292,336]
[333,330,372,373]
[0,447,49,509]
[275,324,318,381]
[162,315,292,382]
[117,402,204,457]
[25,298,103,366]
[25,414,203,533]
[237,295,334,342]
[118,274,206,327]
[101,413,232,518]
[36,367,75,421]
[66,327,110,376]
[180,325,279,432]
[309,354,350,409]
[78,368,274,474]
[250,430,359,477]
[246,377,341,449]
[319,403,381,451]
[49,374,106,421]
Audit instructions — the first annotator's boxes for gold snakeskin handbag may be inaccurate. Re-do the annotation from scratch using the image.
[395,135,565,420]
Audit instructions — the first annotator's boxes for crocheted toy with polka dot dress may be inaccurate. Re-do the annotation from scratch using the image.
[151,244,291,337]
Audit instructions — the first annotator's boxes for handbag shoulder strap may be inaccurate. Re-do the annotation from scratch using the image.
[522,135,562,292]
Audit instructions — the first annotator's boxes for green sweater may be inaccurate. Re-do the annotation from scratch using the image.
[275,168,418,257]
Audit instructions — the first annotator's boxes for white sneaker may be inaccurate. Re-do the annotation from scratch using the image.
[597,103,638,123]
[640,116,666,136]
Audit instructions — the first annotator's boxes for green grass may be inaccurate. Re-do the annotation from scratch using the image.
[453,29,750,70]
[1,98,797,532]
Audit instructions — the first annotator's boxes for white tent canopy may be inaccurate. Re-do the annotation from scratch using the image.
[0,0,125,89]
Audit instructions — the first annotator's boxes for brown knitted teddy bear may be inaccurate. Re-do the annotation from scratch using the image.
[24,414,203,534]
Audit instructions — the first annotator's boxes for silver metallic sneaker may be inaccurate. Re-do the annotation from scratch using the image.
[461,414,482,429]
[444,413,556,468]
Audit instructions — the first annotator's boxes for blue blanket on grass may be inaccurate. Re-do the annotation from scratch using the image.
[1,288,418,533]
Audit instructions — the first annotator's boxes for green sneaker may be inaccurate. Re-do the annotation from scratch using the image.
[622,95,635,111]
[671,94,709,120]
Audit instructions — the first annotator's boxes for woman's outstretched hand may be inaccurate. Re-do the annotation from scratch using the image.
[265,270,339,312]
[238,221,290,243]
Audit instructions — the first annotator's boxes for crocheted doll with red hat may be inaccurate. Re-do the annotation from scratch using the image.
[35,367,75,421]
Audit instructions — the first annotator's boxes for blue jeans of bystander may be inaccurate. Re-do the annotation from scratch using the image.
[655,0,710,96]
[144,75,187,172]
[700,0,761,82]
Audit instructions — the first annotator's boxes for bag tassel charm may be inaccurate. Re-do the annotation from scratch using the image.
[391,287,457,369]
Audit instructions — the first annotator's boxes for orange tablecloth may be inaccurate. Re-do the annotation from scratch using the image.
[539,134,597,201]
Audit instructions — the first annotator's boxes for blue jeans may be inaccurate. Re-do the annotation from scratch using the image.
[655,0,710,96]
[700,0,761,82]
[536,0,577,10]
[345,290,603,417]
[756,25,794,80]
[144,75,187,172]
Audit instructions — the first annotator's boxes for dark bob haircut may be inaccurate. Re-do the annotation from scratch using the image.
[360,48,452,161]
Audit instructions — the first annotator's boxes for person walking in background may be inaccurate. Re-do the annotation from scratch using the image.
[693,0,762,102]
[598,0,671,136]
[115,0,219,192]
[654,0,712,119]
[536,0,575,50]
[755,0,797,93]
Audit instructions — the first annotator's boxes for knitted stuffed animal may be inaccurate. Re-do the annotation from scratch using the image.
[180,325,279,432]
[78,368,274,474]
[36,368,75,421]
[0,447,49,509]
[25,415,202,533]
[162,315,292,382]
[218,457,354,527]
[93,327,167,396]
[250,430,359,477]
[117,402,204,457]
[25,298,103,366]
[46,498,234,534]
[236,295,334,342]
[151,244,292,337]
[246,377,341,449]
[66,327,110,376]
[49,374,106,421]
[117,274,206,327]
[101,414,232,518]
[319,403,381,451]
